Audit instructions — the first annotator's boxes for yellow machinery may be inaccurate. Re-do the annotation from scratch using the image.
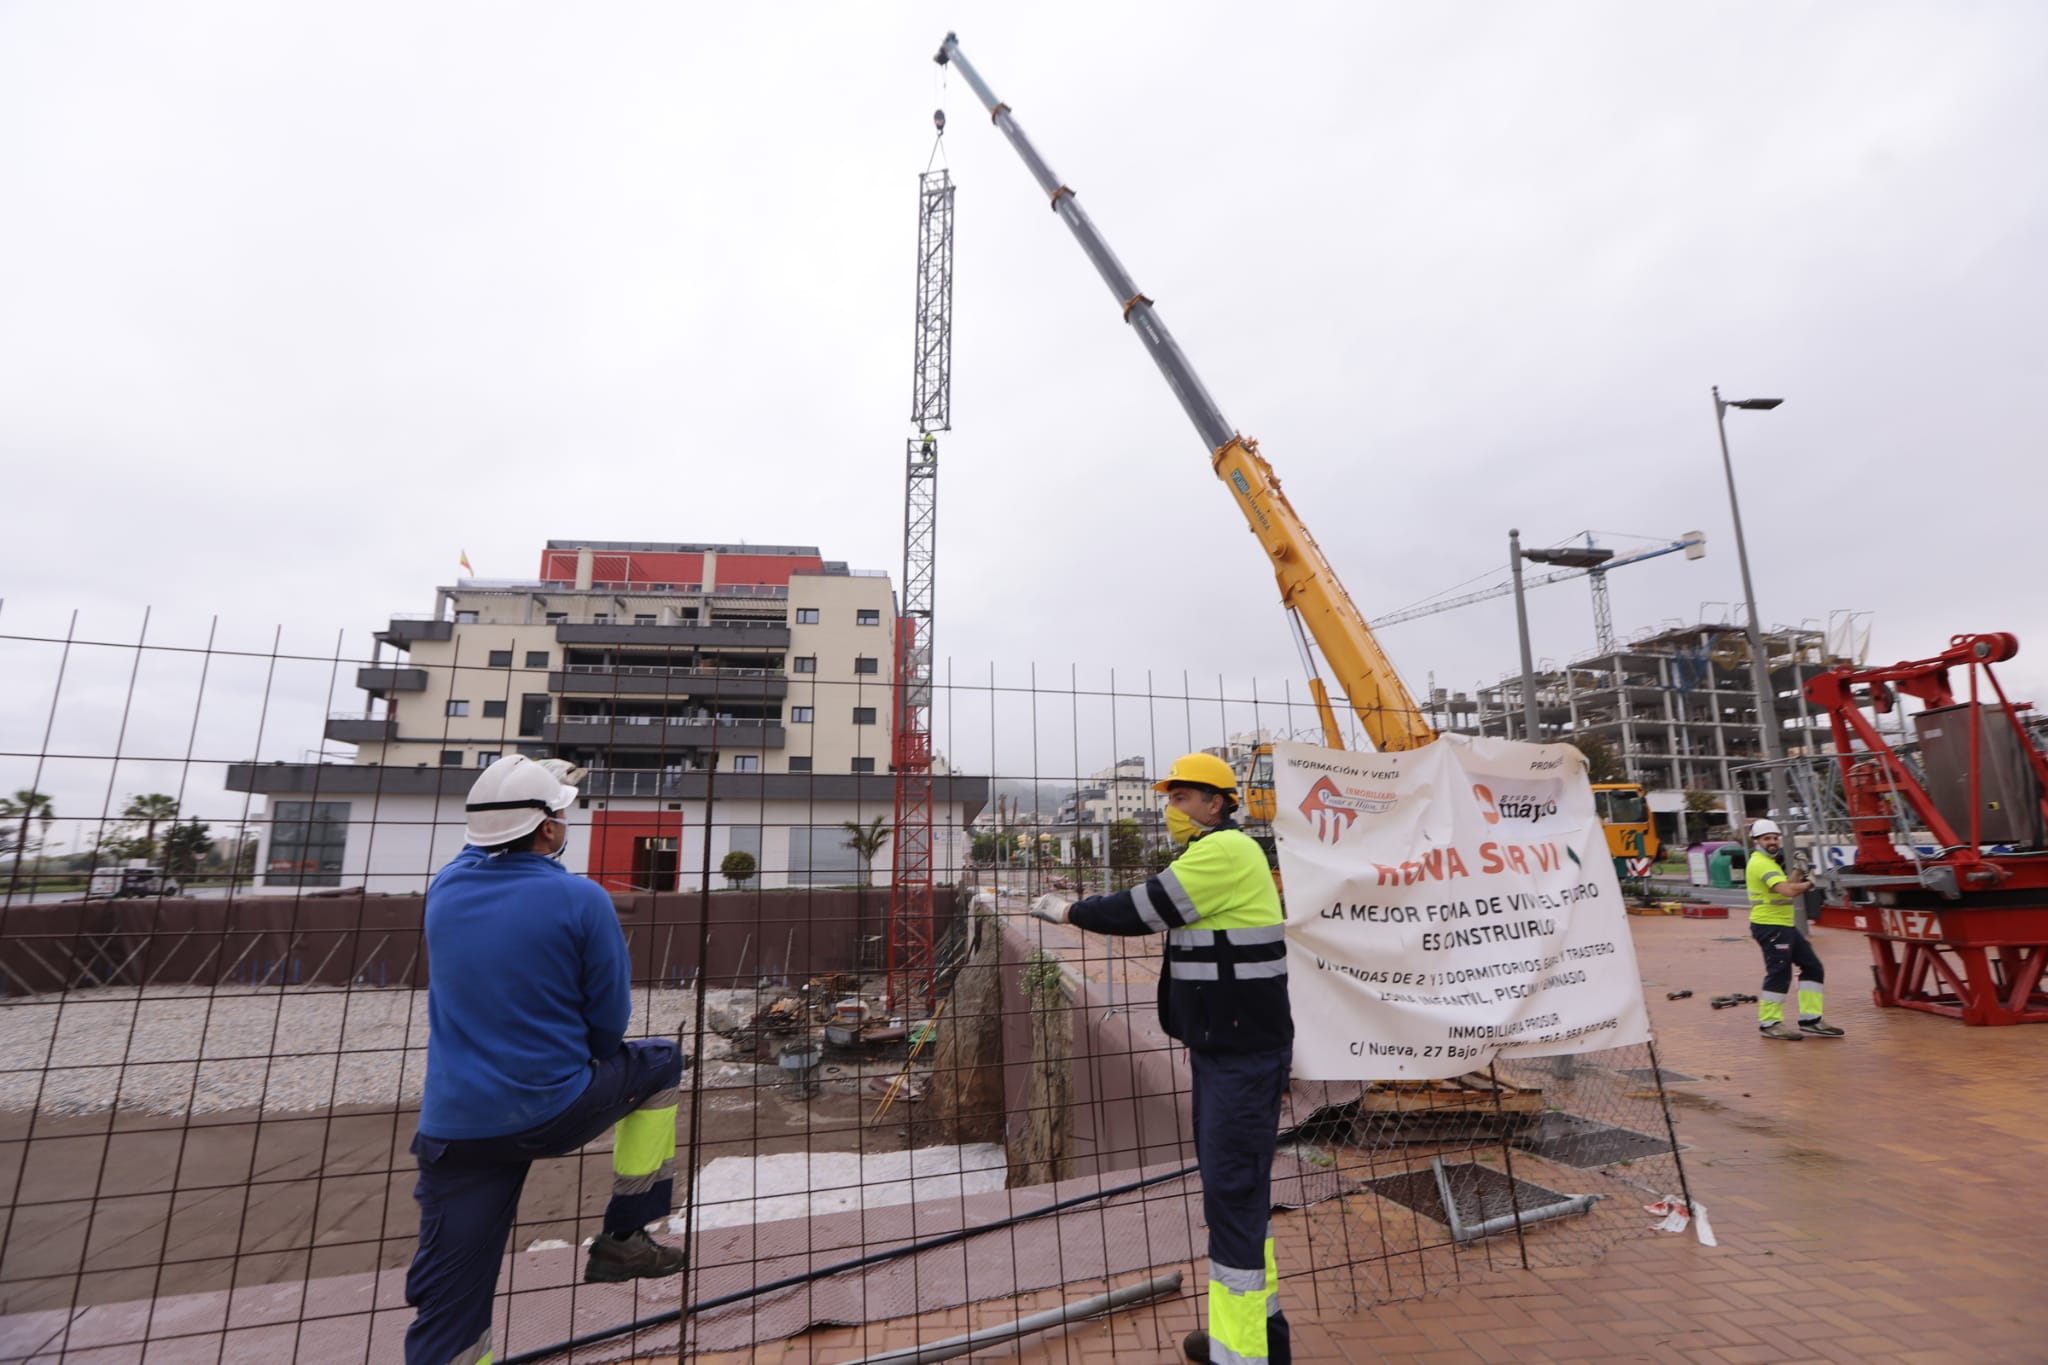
[1592,782,1660,862]
[939,35,1677,882]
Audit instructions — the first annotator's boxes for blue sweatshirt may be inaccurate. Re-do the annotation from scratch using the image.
[419,846,631,1140]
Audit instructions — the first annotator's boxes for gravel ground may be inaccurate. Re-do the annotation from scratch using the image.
[0,984,775,1117]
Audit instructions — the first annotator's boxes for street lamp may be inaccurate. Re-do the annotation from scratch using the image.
[1711,386,1791,830]
[1509,530,1613,742]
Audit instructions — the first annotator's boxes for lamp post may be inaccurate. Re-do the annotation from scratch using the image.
[1711,387,1791,832]
[1509,530,1614,743]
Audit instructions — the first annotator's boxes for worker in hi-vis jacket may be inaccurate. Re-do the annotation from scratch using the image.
[1031,751,1292,1365]
[1746,818,1845,1041]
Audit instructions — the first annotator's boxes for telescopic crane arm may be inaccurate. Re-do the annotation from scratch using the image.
[936,33,1432,752]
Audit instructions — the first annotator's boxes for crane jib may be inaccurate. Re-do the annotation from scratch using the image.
[937,32,1434,753]
[939,33,1235,456]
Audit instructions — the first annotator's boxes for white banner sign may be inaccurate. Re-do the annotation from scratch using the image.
[1275,736,1652,1080]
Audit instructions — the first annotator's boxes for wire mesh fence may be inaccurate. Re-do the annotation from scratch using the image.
[0,609,1691,1362]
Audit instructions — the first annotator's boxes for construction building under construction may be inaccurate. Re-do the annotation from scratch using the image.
[1431,619,1866,840]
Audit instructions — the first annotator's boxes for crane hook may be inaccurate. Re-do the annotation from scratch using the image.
[933,108,946,134]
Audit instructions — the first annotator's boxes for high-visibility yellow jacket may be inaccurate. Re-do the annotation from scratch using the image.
[1067,818,1292,1053]
[1746,848,1795,927]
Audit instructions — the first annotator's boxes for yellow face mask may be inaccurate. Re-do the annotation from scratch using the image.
[1165,806,1205,846]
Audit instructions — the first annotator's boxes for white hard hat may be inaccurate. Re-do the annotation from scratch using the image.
[1750,818,1782,839]
[465,755,585,846]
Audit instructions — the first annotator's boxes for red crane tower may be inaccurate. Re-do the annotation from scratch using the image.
[890,158,953,1010]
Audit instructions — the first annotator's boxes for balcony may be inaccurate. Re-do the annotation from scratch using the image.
[543,715,786,751]
[375,615,453,650]
[356,667,429,695]
[549,665,787,702]
[325,712,396,744]
[555,621,790,648]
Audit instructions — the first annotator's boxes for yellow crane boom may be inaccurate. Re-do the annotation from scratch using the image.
[936,33,1432,753]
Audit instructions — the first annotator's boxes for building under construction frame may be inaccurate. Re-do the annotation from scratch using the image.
[1436,621,1866,840]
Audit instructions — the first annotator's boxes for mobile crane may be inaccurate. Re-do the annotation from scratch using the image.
[935,33,1434,762]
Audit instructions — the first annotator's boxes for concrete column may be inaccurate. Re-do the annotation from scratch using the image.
[575,547,594,590]
[702,550,718,593]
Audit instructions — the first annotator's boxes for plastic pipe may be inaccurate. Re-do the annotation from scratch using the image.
[838,1272,1184,1365]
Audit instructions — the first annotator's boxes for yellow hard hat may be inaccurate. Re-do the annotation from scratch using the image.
[1153,752,1238,795]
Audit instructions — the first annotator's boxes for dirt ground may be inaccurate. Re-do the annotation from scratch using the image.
[0,1045,940,1316]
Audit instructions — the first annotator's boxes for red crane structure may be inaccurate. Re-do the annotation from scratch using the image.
[1800,632,2048,1025]
[889,160,953,1011]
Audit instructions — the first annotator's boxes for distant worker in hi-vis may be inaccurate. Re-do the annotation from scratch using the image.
[1746,818,1845,1041]
[1032,752,1293,1365]
[405,755,688,1365]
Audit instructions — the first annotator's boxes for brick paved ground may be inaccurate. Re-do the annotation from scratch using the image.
[680,916,2048,1364]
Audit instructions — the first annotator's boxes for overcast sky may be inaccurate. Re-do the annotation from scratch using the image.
[3,2,2043,833]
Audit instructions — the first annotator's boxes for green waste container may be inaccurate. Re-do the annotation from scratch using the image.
[1709,846,1744,889]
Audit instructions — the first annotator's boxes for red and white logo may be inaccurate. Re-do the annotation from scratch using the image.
[1299,776,1362,845]
[1473,784,1501,825]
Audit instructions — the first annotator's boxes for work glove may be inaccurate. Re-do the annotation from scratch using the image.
[1029,894,1071,925]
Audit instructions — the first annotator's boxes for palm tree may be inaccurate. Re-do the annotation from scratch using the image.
[842,817,891,970]
[122,794,181,859]
[2,789,56,879]
[842,817,891,887]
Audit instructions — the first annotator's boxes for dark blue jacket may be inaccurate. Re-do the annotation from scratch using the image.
[419,847,630,1139]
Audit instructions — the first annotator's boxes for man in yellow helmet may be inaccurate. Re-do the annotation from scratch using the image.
[1746,818,1844,1041]
[1031,751,1292,1365]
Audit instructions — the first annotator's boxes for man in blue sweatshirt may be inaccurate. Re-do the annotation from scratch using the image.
[405,755,687,1365]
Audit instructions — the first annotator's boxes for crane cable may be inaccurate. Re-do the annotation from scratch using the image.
[926,56,949,172]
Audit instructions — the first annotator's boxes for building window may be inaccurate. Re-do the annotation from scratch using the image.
[455,611,478,624]
[853,656,879,675]
[634,614,656,625]
[447,700,470,717]
[788,756,813,772]
[525,650,549,668]
[476,750,499,767]
[851,757,876,773]
[795,608,820,625]
[852,707,876,725]
[733,755,760,772]
[266,801,350,888]
[545,612,569,625]
[483,700,507,718]
[488,650,513,667]
[440,750,464,766]
[856,609,880,626]
[593,613,612,625]
[793,656,817,674]
[790,706,814,723]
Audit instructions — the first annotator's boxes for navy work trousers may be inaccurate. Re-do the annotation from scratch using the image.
[1190,1046,1293,1365]
[404,1039,684,1365]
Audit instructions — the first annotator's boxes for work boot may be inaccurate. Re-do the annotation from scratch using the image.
[1183,1329,1211,1363]
[1758,1021,1804,1042]
[584,1228,687,1283]
[1799,1016,1846,1037]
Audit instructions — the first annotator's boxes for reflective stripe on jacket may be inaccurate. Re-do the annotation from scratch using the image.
[1067,819,1292,1053]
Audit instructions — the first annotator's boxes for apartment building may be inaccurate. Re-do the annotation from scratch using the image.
[230,541,985,893]
[1055,756,1159,826]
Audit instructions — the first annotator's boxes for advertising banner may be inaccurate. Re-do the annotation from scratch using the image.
[1275,736,1652,1079]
